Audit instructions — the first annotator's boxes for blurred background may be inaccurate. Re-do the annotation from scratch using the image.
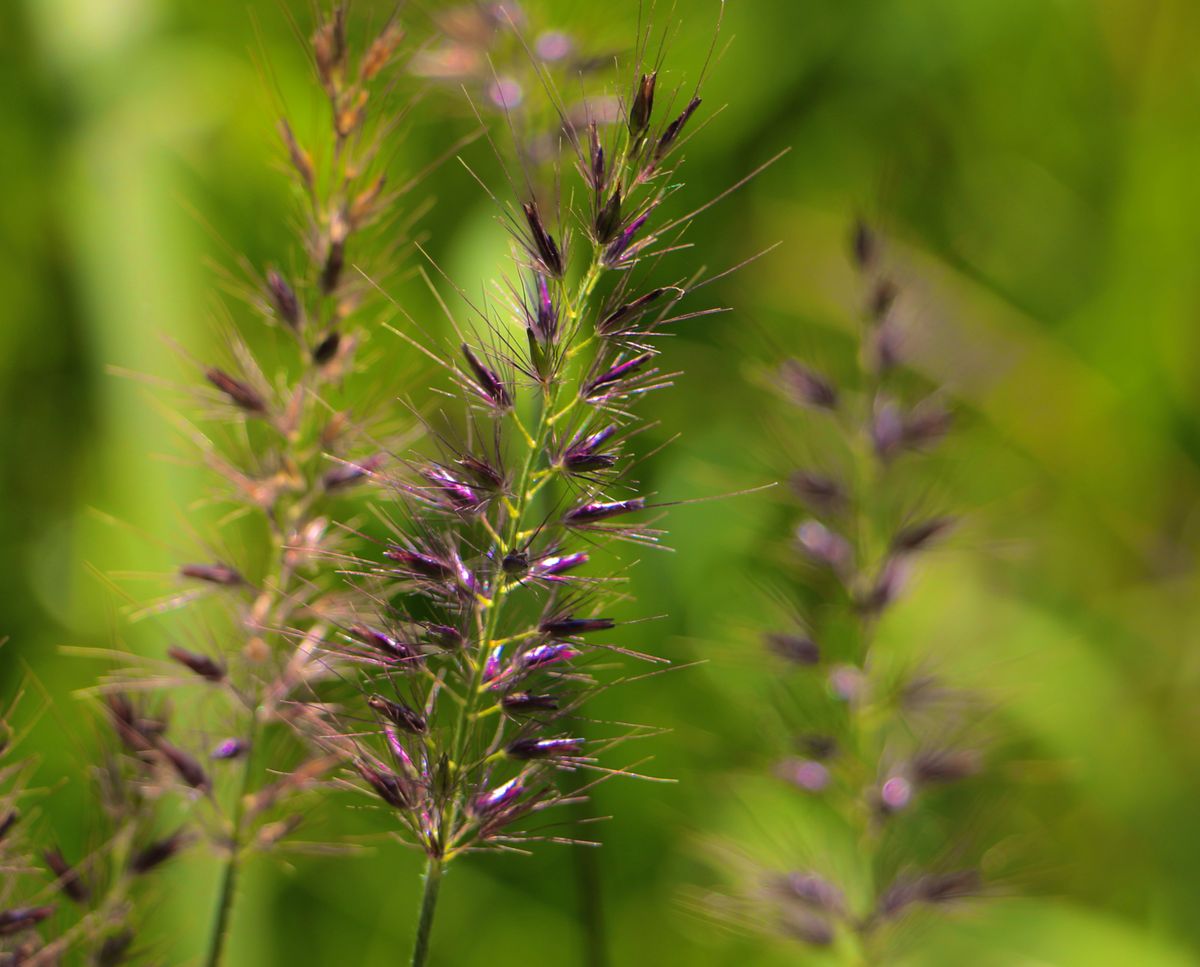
[4,0,1200,963]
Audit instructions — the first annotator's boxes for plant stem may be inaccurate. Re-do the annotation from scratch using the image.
[203,710,260,967]
[410,858,444,967]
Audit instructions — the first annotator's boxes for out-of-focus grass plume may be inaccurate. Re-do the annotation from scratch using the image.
[4,0,1200,963]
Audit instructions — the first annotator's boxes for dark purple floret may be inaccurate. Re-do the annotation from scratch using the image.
[765,632,820,666]
[130,830,187,874]
[901,402,953,450]
[530,273,559,345]
[628,72,657,136]
[564,498,646,525]
[506,736,585,760]
[205,368,267,413]
[461,343,512,409]
[0,810,18,842]
[562,424,619,472]
[312,331,341,365]
[529,551,588,580]
[517,643,579,671]
[44,848,89,903]
[159,742,210,790]
[776,872,847,915]
[539,616,614,636]
[167,645,225,683]
[789,472,845,512]
[501,691,560,714]
[892,517,955,553]
[598,288,666,336]
[522,201,564,278]
[483,645,506,683]
[321,238,345,294]
[872,400,904,458]
[368,695,428,735]
[422,466,485,514]
[323,453,386,490]
[424,623,464,649]
[655,96,702,160]
[179,562,243,587]
[583,352,653,398]
[595,188,623,244]
[355,760,417,811]
[602,211,651,267]
[348,624,420,662]
[96,929,134,967]
[211,738,248,760]
[458,453,505,491]
[0,905,55,937]
[796,521,851,571]
[266,268,301,329]
[912,749,980,785]
[384,546,455,581]
[779,360,838,410]
[470,777,524,819]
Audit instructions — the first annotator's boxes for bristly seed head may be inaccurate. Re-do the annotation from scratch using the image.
[130,830,188,875]
[355,760,417,811]
[583,352,653,398]
[655,97,702,161]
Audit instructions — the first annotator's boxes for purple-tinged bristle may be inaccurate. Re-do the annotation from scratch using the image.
[205,367,267,414]
[211,738,248,761]
[461,343,512,409]
[506,736,585,760]
[564,498,646,525]
[167,645,225,683]
[368,695,428,735]
[179,562,243,587]
[539,617,614,636]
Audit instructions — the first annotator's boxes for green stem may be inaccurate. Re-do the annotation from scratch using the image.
[410,858,443,967]
[203,710,260,967]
